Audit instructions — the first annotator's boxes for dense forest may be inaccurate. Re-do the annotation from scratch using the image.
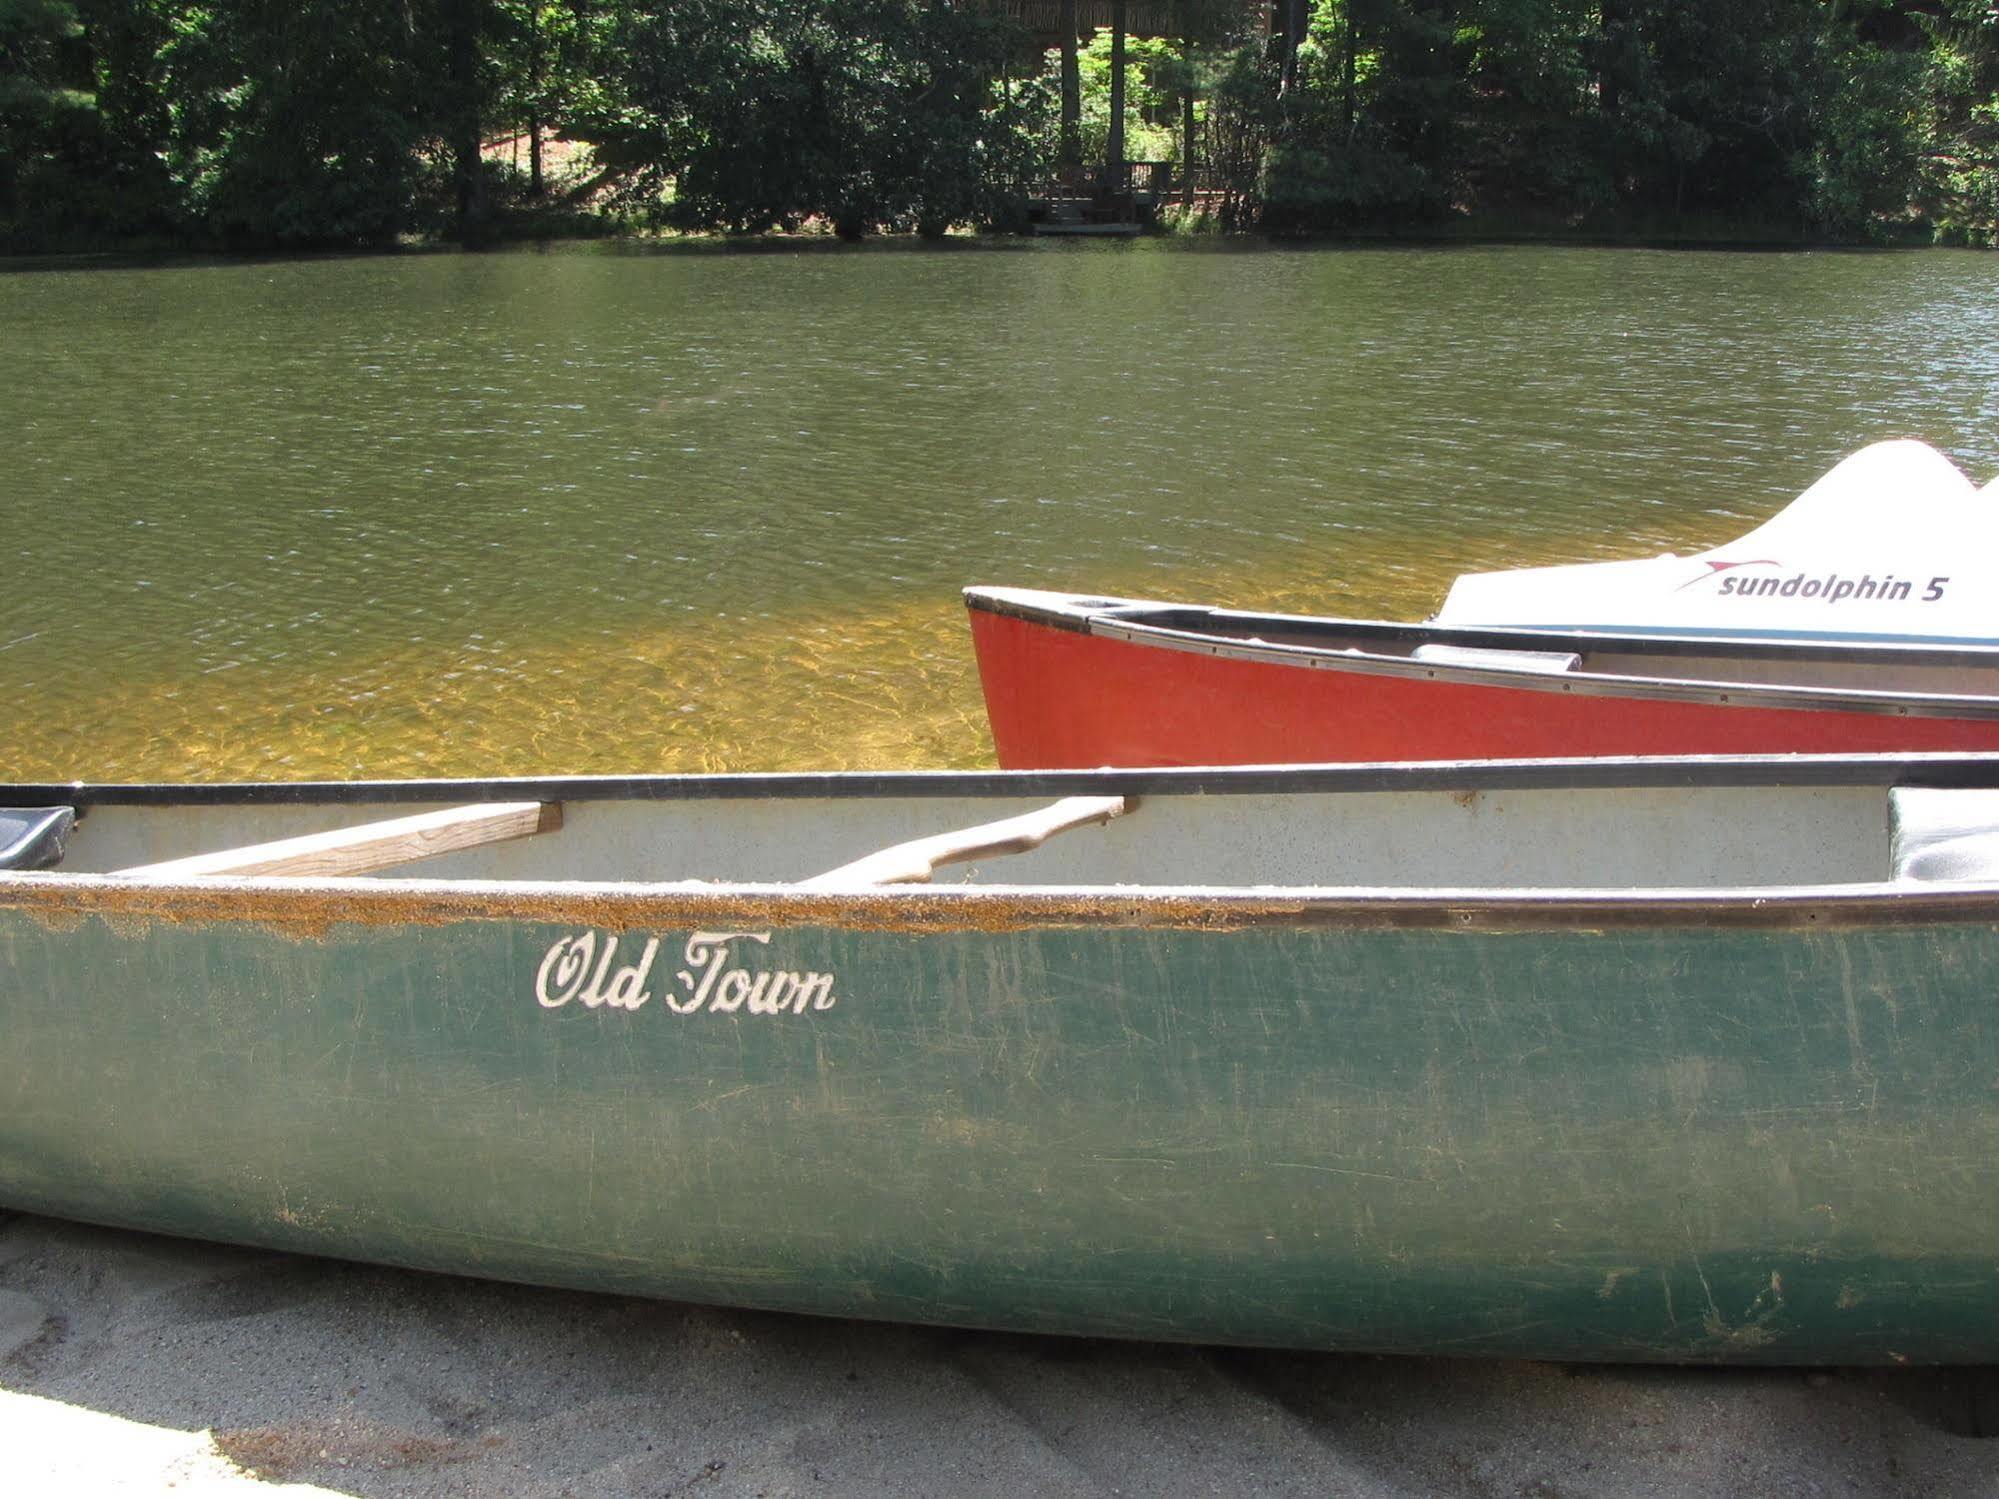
[3,0,1996,251]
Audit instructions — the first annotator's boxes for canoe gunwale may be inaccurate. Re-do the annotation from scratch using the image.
[6,870,1999,934]
[964,584,1999,718]
[1069,612,1999,721]
[962,585,1999,665]
[18,749,1999,811]
[1094,617,1999,719]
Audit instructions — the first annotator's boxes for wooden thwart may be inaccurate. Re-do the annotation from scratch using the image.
[118,802,562,879]
[802,795,1131,888]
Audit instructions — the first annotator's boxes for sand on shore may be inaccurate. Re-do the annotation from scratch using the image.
[4,1208,1997,1498]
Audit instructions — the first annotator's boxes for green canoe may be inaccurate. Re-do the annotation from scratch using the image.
[3,754,1999,1364]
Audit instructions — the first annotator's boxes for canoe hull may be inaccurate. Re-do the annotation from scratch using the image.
[5,894,1998,1363]
[968,603,1999,768]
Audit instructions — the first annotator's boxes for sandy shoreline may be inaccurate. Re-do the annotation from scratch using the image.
[3,1208,1996,1497]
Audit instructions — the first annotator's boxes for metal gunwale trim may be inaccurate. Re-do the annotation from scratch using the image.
[16,751,1999,810]
[964,585,1118,635]
[4,871,1999,934]
[1515,620,1999,649]
[962,584,1999,666]
[1089,615,1999,720]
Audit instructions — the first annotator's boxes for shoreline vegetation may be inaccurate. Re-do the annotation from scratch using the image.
[0,221,1964,271]
[3,2,1997,257]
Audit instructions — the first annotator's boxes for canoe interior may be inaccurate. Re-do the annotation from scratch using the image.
[11,775,1975,892]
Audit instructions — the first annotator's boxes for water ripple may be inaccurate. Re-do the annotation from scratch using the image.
[3,243,1995,778]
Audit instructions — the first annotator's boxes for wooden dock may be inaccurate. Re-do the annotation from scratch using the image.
[1026,161,1185,234]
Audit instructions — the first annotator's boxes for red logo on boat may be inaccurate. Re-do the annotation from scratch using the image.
[1674,559,1780,592]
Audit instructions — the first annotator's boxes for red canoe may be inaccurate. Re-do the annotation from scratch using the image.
[965,586,1999,769]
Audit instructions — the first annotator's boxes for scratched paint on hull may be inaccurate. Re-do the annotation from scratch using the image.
[0,905,1993,1362]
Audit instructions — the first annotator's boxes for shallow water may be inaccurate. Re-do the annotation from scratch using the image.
[4,241,1997,781]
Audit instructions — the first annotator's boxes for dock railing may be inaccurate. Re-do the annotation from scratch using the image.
[1034,160,1189,204]
[1027,161,1221,226]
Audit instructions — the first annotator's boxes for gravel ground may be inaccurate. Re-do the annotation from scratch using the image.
[3,1210,1997,1498]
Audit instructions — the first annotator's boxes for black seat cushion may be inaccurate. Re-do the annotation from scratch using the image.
[0,807,75,871]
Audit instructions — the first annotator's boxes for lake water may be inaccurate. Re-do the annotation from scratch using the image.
[5,241,1998,781]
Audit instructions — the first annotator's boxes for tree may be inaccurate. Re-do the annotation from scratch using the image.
[1162,0,1244,204]
[0,0,1983,250]
[1456,0,1608,217]
[604,0,1032,235]
[1593,1,1824,218]
[1918,0,1999,243]
[152,0,434,247]
[1258,0,1465,232]
[0,0,97,241]
[488,1,609,199]
[431,0,499,243]
[73,0,177,232]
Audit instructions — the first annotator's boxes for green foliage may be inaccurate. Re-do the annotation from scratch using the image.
[0,0,1995,249]
[1603,2,1830,216]
[154,0,432,247]
[1247,0,1981,239]
[1928,97,1999,243]
[1454,0,1612,215]
[600,0,1034,236]
[1259,135,1441,230]
[1256,0,1460,232]
[1801,28,1922,239]
[486,1,620,197]
[1043,27,1180,165]
[0,0,99,242]
[1919,0,1999,244]
[1200,40,1276,228]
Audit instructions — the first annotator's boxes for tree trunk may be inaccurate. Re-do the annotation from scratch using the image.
[1181,35,1197,208]
[1599,0,1623,114]
[1108,0,1127,195]
[1059,0,1081,169]
[1342,7,1358,135]
[455,135,489,245]
[527,3,544,197]
[445,0,491,245]
[1277,0,1306,94]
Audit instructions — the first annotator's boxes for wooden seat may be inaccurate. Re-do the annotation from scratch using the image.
[117,802,561,879]
[802,796,1130,888]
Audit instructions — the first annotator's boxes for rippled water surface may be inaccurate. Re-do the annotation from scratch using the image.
[5,241,1998,780]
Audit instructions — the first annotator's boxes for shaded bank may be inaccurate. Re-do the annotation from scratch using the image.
[4,1,1997,254]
